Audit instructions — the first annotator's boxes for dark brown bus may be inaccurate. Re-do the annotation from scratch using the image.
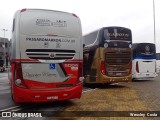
[83,26,132,84]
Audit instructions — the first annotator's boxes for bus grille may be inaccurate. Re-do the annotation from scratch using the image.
[26,49,75,60]
[105,51,131,65]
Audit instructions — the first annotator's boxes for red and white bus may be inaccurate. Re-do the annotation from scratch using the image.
[8,9,83,103]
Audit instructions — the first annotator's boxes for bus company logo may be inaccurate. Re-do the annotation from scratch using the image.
[52,20,67,27]
[36,19,67,27]
[65,64,78,67]
[36,19,51,26]
[107,33,129,37]
[49,53,55,58]
[145,45,150,52]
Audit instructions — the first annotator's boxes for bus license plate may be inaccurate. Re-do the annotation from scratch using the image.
[116,73,122,76]
[47,96,58,100]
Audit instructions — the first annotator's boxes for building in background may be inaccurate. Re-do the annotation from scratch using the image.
[0,37,9,71]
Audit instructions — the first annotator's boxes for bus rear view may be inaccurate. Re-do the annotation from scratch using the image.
[83,27,132,84]
[132,43,157,80]
[9,9,83,103]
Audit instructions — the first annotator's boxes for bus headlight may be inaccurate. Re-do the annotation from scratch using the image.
[104,43,108,48]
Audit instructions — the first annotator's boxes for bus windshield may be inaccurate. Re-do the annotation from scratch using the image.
[132,43,156,59]
[133,43,155,55]
[103,27,132,48]
[103,27,132,41]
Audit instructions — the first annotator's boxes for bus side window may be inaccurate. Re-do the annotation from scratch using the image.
[12,19,15,32]
[8,40,11,64]
[84,31,98,46]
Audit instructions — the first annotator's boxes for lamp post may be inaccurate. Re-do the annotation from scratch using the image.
[1,29,8,67]
[153,0,156,45]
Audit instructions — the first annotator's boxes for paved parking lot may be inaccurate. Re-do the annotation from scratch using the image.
[1,72,160,120]
[59,76,160,120]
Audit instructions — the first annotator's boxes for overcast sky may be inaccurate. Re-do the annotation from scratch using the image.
[0,0,160,52]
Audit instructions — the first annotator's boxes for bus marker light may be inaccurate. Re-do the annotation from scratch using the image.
[21,9,27,12]
[72,13,78,18]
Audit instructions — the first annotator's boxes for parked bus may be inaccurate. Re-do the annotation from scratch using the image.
[8,9,83,103]
[83,26,132,84]
[132,43,157,79]
[156,53,160,74]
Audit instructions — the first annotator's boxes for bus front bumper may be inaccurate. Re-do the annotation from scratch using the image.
[132,73,158,80]
[102,75,132,83]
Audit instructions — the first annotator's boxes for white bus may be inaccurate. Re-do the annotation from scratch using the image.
[8,9,83,103]
[132,43,157,80]
[156,53,160,74]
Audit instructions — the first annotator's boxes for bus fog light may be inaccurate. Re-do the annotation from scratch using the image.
[104,43,108,48]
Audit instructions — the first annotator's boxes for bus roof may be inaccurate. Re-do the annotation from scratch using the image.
[83,26,131,36]
[19,8,78,17]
